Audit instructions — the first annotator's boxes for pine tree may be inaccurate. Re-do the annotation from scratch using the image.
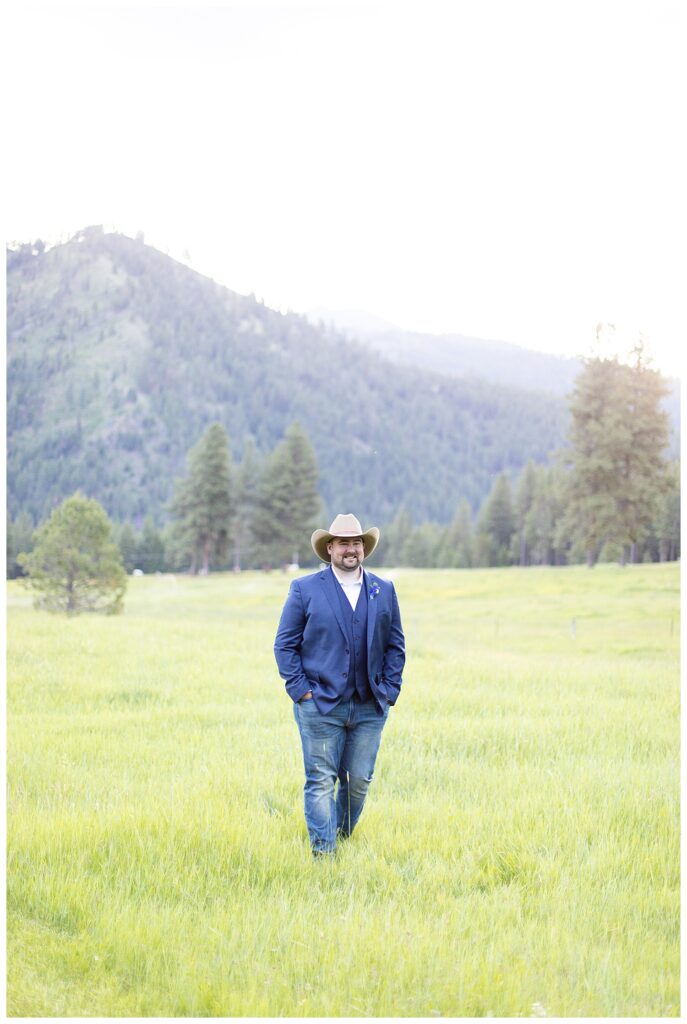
[437,499,473,568]
[251,422,321,567]
[116,522,139,573]
[170,423,234,574]
[18,493,127,614]
[379,506,413,567]
[160,520,189,573]
[232,437,261,571]
[654,461,680,562]
[527,464,567,565]
[137,517,166,573]
[617,342,671,562]
[167,477,197,571]
[558,357,628,566]
[401,522,443,567]
[7,510,34,579]
[475,473,515,566]
[512,461,538,566]
[559,349,670,566]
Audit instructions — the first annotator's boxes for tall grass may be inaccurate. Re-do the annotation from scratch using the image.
[7,563,679,1016]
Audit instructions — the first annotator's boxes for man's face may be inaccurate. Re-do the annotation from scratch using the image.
[328,536,364,574]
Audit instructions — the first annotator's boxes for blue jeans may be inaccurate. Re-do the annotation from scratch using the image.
[293,698,390,854]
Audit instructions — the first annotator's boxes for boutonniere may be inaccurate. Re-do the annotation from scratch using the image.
[369,581,380,599]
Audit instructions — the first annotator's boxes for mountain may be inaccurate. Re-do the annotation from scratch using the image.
[308,309,680,449]
[3,229,609,528]
[306,309,583,395]
[307,309,682,407]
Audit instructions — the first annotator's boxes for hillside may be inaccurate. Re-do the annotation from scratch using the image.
[307,311,681,429]
[9,228,574,527]
[307,311,582,395]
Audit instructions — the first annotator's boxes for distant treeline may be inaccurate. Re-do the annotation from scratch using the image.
[9,434,679,579]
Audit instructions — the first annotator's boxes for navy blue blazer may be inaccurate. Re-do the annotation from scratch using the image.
[274,566,406,714]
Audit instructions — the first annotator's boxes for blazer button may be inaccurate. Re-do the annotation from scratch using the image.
[341,671,347,677]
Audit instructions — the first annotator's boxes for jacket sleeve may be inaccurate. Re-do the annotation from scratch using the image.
[273,580,313,703]
[381,583,405,705]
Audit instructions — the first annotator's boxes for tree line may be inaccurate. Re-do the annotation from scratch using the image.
[378,344,678,568]
[8,347,680,587]
[6,420,323,578]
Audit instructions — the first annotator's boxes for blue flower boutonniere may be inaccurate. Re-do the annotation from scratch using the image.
[369,581,380,600]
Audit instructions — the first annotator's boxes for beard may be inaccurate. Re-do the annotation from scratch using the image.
[334,552,361,573]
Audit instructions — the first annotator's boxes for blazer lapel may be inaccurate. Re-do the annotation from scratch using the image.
[364,570,378,658]
[320,567,347,640]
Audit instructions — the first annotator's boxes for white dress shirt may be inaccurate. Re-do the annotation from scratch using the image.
[331,563,363,610]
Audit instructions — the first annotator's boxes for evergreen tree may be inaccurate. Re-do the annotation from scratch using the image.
[558,357,629,566]
[137,517,166,573]
[379,506,414,567]
[526,464,566,565]
[160,520,189,572]
[654,461,680,562]
[475,473,515,566]
[116,522,139,573]
[559,349,670,566]
[512,460,538,566]
[617,343,671,562]
[18,493,126,614]
[402,522,443,567]
[7,510,34,579]
[232,437,261,571]
[251,422,321,567]
[436,499,473,568]
[166,484,196,571]
[170,423,234,574]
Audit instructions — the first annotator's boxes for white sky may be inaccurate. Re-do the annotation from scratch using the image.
[3,0,686,376]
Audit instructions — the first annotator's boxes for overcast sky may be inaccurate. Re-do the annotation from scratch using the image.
[4,0,685,376]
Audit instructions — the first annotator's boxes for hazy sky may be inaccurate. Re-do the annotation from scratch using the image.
[4,0,685,375]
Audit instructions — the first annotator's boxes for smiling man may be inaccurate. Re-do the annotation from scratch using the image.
[274,513,406,857]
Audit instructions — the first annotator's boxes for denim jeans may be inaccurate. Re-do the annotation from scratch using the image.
[293,698,390,854]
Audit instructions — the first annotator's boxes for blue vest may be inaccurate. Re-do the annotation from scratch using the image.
[335,575,372,703]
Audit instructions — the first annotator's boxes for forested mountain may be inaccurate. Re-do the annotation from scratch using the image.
[4,228,662,530]
[307,311,582,395]
[308,310,681,427]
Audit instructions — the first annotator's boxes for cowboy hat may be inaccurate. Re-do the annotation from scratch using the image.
[311,513,380,563]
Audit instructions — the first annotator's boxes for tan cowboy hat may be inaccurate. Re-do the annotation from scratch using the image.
[311,513,380,563]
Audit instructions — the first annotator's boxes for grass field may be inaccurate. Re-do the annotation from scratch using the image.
[6,563,680,1016]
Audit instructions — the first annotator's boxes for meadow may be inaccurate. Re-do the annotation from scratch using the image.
[6,562,680,1017]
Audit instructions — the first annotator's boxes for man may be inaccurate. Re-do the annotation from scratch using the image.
[274,513,406,856]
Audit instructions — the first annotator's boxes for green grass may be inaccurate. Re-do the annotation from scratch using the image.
[6,563,680,1016]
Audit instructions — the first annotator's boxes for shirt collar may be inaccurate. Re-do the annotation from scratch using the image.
[331,563,363,587]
